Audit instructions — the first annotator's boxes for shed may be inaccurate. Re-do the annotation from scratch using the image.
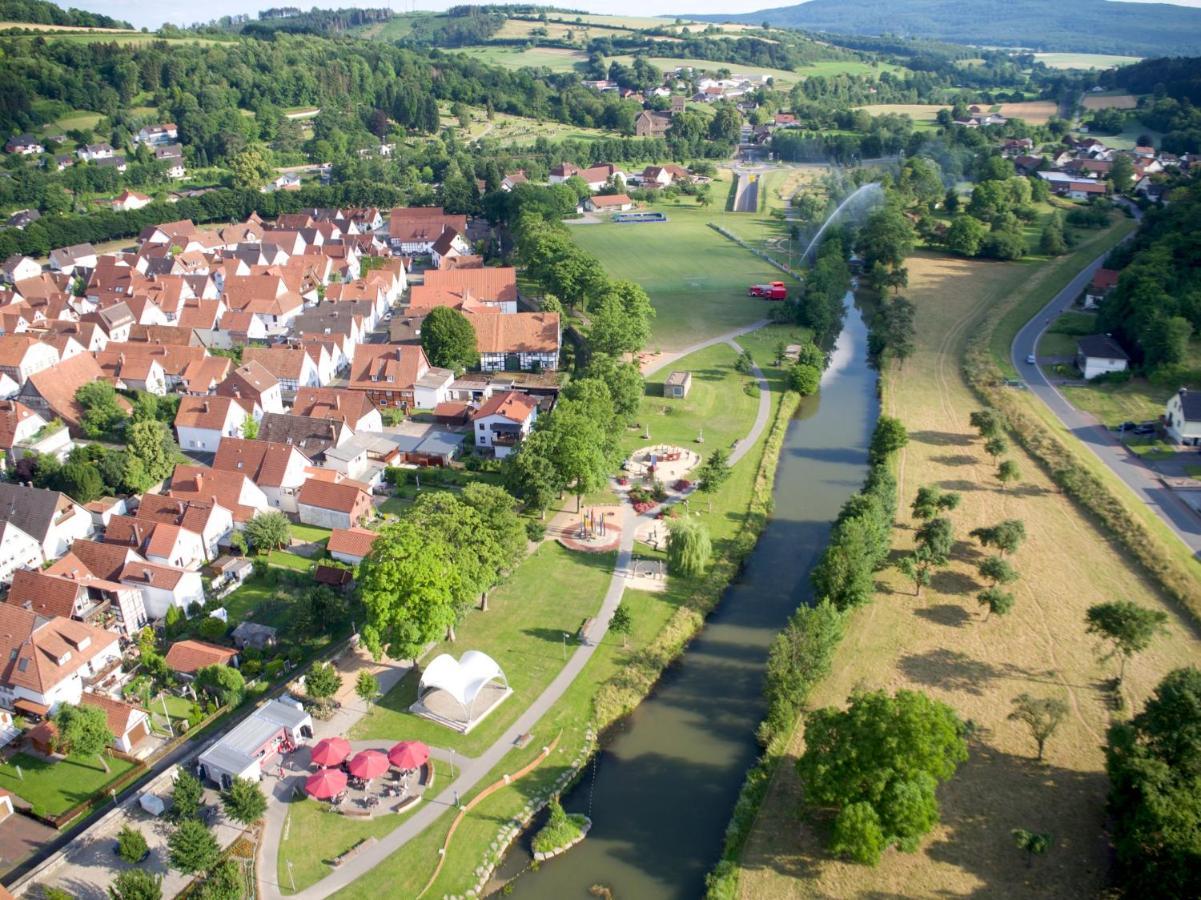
[664,371,692,399]
[231,621,278,651]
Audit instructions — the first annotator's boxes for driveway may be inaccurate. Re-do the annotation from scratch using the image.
[1011,220,1201,554]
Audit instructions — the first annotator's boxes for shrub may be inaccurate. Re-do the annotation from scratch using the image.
[524,519,545,541]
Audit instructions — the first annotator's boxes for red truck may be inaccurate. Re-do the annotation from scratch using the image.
[748,281,787,300]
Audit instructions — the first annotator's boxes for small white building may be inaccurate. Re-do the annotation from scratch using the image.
[1075,334,1129,381]
[197,698,312,787]
[1165,388,1201,445]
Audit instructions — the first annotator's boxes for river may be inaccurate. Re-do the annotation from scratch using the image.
[493,294,879,899]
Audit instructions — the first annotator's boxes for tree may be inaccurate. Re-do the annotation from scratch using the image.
[978,556,1018,588]
[831,801,886,865]
[1009,694,1067,761]
[241,415,258,440]
[124,420,177,490]
[1109,154,1134,193]
[666,518,711,578]
[355,670,380,712]
[194,859,243,900]
[57,461,105,504]
[584,352,642,423]
[915,516,953,564]
[244,511,291,552]
[53,702,114,772]
[589,281,655,356]
[609,602,632,648]
[797,690,968,862]
[977,587,1015,620]
[970,519,1026,556]
[305,662,341,701]
[168,819,219,875]
[696,448,731,494]
[503,429,563,518]
[220,776,267,825]
[897,546,941,597]
[997,459,1021,490]
[358,519,465,660]
[910,486,960,521]
[543,401,614,512]
[1039,214,1068,256]
[1012,829,1052,868]
[229,146,273,190]
[877,296,916,363]
[984,436,1008,461]
[194,664,245,707]
[969,409,1004,440]
[461,482,526,576]
[788,362,821,395]
[109,869,163,900]
[1105,667,1201,895]
[870,415,908,461]
[116,824,149,863]
[171,771,203,822]
[945,215,987,257]
[734,348,754,375]
[420,306,479,371]
[1085,601,1169,681]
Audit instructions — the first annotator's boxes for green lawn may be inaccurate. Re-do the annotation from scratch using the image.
[1062,379,1172,427]
[266,550,316,573]
[0,752,137,818]
[349,542,614,756]
[1037,309,1098,358]
[290,524,332,545]
[626,342,762,460]
[1123,435,1176,461]
[277,760,457,894]
[450,45,586,72]
[795,59,905,78]
[41,110,102,135]
[568,176,792,350]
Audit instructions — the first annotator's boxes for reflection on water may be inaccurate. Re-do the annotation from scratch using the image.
[501,296,878,899]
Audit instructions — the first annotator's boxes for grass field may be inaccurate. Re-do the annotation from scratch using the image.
[494,18,630,42]
[1036,309,1099,357]
[349,543,613,757]
[855,103,944,126]
[455,108,613,145]
[737,249,1201,899]
[1036,53,1141,70]
[998,100,1060,125]
[795,59,904,78]
[41,111,103,135]
[0,752,138,818]
[1061,380,1171,427]
[568,182,788,350]
[450,45,585,72]
[1082,91,1140,110]
[611,55,802,86]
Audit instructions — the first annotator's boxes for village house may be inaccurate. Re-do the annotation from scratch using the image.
[1165,388,1201,445]
[548,163,626,192]
[296,478,373,530]
[5,135,44,156]
[165,639,238,679]
[135,123,179,146]
[1084,268,1121,309]
[111,190,153,212]
[175,396,253,453]
[213,438,311,514]
[472,391,539,459]
[584,194,634,213]
[347,344,434,409]
[412,267,520,315]
[1075,334,1130,381]
[388,207,468,255]
[82,693,152,754]
[5,567,146,636]
[471,311,561,373]
[19,351,131,436]
[1,256,41,285]
[292,386,383,433]
[217,360,285,415]
[104,515,207,571]
[0,483,95,583]
[0,607,121,717]
[257,412,352,463]
[135,494,233,561]
[634,110,672,138]
[0,335,59,385]
[241,346,323,391]
[168,465,271,525]
[48,243,97,274]
[0,399,54,470]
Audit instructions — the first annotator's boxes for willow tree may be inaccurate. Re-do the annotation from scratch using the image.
[667,518,711,578]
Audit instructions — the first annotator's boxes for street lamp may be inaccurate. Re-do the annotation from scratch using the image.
[287,860,295,892]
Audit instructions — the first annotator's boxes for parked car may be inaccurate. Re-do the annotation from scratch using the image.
[1025,353,1036,364]
[1117,421,1137,432]
[1133,423,1157,436]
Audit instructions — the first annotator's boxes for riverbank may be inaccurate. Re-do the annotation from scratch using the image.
[733,249,1201,898]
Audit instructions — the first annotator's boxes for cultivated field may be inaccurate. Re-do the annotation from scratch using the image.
[450,45,585,72]
[611,55,802,86]
[998,100,1060,124]
[855,103,944,127]
[1082,91,1139,111]
[494,18,632,42]
[1035,53,1141,70]
[795,59,904,78]
[737,250,1201,898]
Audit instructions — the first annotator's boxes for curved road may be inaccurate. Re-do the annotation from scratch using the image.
[1011,221,1201,554]
[257,328,775,899]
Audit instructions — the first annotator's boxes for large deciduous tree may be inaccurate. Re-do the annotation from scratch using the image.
[244,511,292,551]
[1085,600,1169,681]
[420,306,479,372]
[666,518,711,578]
[52,702,115,772]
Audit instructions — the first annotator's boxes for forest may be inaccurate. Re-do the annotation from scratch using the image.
[0,0,130,29]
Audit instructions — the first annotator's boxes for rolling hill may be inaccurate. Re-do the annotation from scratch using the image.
[692,0,1201,57]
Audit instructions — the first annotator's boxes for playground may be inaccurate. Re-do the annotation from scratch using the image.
[552,505,623,553]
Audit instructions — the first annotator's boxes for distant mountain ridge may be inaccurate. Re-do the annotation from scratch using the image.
[691,0,1201,57]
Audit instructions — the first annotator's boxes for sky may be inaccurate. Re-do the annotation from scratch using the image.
[59,0,1201,32]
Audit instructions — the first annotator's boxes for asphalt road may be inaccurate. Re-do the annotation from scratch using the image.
[1010,228,1201,555]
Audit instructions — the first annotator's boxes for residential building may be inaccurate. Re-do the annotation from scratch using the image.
[175,396,252,453]
[0,336,59,385]
[584,194,634,213]
[326,527,379,565]
[346,344,432,409]
[472,391,538,459]
[168,465,271,525]
[217,361,284,415]
[0,256,41,285]
[388,207,468,254]
[48,243,97,274]
[291,387,382,433]
[296,478,373,529]
[1166,388,1201,445]
[135,124,179,146]
[165,640,237,679]
[213,438,311,513]
[81,693,151,753]
[135,494,233,560]
[241,346,322,391]
[104,515,207,570]
[471,311,561,372]
[1075,334,1130,381]
[0,608,121,716]
[19,353,131,435]
[0,484,94,583]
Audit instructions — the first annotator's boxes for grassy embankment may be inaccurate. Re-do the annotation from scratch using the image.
[735,231,1201,897]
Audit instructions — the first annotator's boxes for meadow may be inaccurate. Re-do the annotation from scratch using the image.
[1034,53,1141,70]
[736,247,1201,899]
[448,45,585,73]
[1081,91,1140,110]
[997,100,1060,125]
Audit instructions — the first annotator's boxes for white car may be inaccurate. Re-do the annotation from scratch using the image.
[1025,354,1036,365]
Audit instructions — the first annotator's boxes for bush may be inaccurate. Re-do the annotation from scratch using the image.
[524,519,545,541]
[117,824,149,863]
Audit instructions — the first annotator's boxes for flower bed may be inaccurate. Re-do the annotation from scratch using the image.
[673,479,693,492]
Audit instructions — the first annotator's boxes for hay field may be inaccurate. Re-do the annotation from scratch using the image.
[855,103,944,126]
[1035,53,1141,70]
[450,45,585,72]
[998,100,1060,124]
[1082,92,1139,111]
[737,250,1201,899]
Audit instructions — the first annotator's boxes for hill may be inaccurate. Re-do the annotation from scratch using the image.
[692,0,1201,57]
[0,0,130,29]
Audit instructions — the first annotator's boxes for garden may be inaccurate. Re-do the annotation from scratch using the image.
[0,751,138,820]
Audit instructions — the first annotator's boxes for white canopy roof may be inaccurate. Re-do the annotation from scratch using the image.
[418,651,507,719]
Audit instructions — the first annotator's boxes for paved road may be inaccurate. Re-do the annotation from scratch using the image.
[1011,226,1201,554]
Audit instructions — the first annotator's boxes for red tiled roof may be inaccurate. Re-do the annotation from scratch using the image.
[0,605,118,695]
[164,639,235,675]
[82,692,147,739]
[297,478,369,514]
[213,438,305,488]
[468,311,559,355]
[326,527,378,559]
[472,390,538,423]
[175,395,244,431]
[5,569,83,619]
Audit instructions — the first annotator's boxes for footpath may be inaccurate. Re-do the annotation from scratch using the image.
[256,326,775,899]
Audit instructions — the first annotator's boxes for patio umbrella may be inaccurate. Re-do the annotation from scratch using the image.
[310,736,351,768]
[347,749,389,781]
[388,740,429,771]
[304,768,347,800]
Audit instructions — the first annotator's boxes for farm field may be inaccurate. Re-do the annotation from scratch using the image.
[736,248,1201,899]
[610,55,802,86]
[855,103,944,128]
[1082,91,1140,110]
[494,18,630,41]
[997,100,1060,124]
[449,45,585,72]
[0,21,130,32]
[795,59,905,77]
[568,176,791,350]
[1035,53,1141,70]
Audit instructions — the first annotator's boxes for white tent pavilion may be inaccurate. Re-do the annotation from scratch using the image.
[411,650,512,733]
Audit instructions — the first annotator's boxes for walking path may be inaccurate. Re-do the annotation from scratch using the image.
[1011,211,1201,554]
[256,326,775,899]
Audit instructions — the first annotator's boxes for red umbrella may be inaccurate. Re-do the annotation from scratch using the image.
[310,737,351,768]
[347,749,389,781]
[388,740,429,771]
[304,768,347,800]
